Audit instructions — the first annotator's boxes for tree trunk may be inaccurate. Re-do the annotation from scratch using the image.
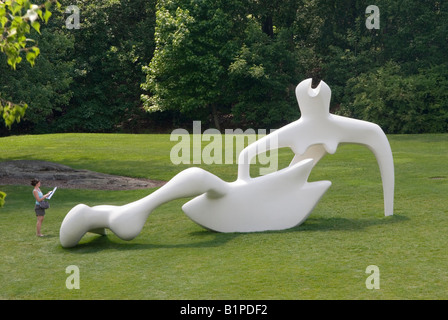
[262,16,274,37]
[210,104,221,132]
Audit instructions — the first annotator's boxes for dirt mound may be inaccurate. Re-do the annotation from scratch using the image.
[0,160,166,190]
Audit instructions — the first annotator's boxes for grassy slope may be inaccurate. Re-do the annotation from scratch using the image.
[0,133,447,299]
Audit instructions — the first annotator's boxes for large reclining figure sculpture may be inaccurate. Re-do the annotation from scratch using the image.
[60,79,394,248]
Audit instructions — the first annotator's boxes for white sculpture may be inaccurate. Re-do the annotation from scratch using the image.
[60,79,394,248]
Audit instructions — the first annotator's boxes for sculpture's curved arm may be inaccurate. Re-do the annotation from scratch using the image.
[331,115,395,216]
[237,130,284,181]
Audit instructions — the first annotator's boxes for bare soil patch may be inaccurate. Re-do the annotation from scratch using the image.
[0,160,166,190]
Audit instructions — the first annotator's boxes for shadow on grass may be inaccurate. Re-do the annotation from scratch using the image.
[61,214,409,253]
[63,229,240,254]
[289,213,409,233]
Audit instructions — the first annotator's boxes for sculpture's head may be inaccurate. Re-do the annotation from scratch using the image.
[295,78,331,118]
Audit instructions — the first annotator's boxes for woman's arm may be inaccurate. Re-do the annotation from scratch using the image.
[33,190,50,202]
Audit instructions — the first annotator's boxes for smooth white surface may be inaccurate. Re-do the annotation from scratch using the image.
[238,79,394,215]
[60,79,394,248]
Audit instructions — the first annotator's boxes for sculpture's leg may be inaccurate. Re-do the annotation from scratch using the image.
[60,167,229,248]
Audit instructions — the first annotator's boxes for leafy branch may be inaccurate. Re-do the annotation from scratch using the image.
[0,0,60,128]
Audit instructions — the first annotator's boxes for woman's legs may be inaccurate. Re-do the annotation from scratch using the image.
[36,215,45,236]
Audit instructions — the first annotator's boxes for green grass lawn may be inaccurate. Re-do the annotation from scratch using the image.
[0,133,447,299]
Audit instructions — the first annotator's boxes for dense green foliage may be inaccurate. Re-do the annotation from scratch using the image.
[1,0,447,135]
[0,0,60,129]
[54,0,157,133]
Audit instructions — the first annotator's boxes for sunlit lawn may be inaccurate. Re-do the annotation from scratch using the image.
[0,133,447,299]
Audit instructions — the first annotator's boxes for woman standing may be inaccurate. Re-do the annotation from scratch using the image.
[31,179,51,237]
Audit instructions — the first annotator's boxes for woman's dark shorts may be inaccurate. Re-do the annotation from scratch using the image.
[35,204,45,216]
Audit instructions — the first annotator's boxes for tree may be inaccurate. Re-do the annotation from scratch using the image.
[228,17,298,129]
[142,0,247,131]
[0,0,59,208]
[0,0,60,128]
[2,0,447,135]
[53,0,157,133]
[311,0,448,134]
[340,62,448,134]
[0,13,74,134]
